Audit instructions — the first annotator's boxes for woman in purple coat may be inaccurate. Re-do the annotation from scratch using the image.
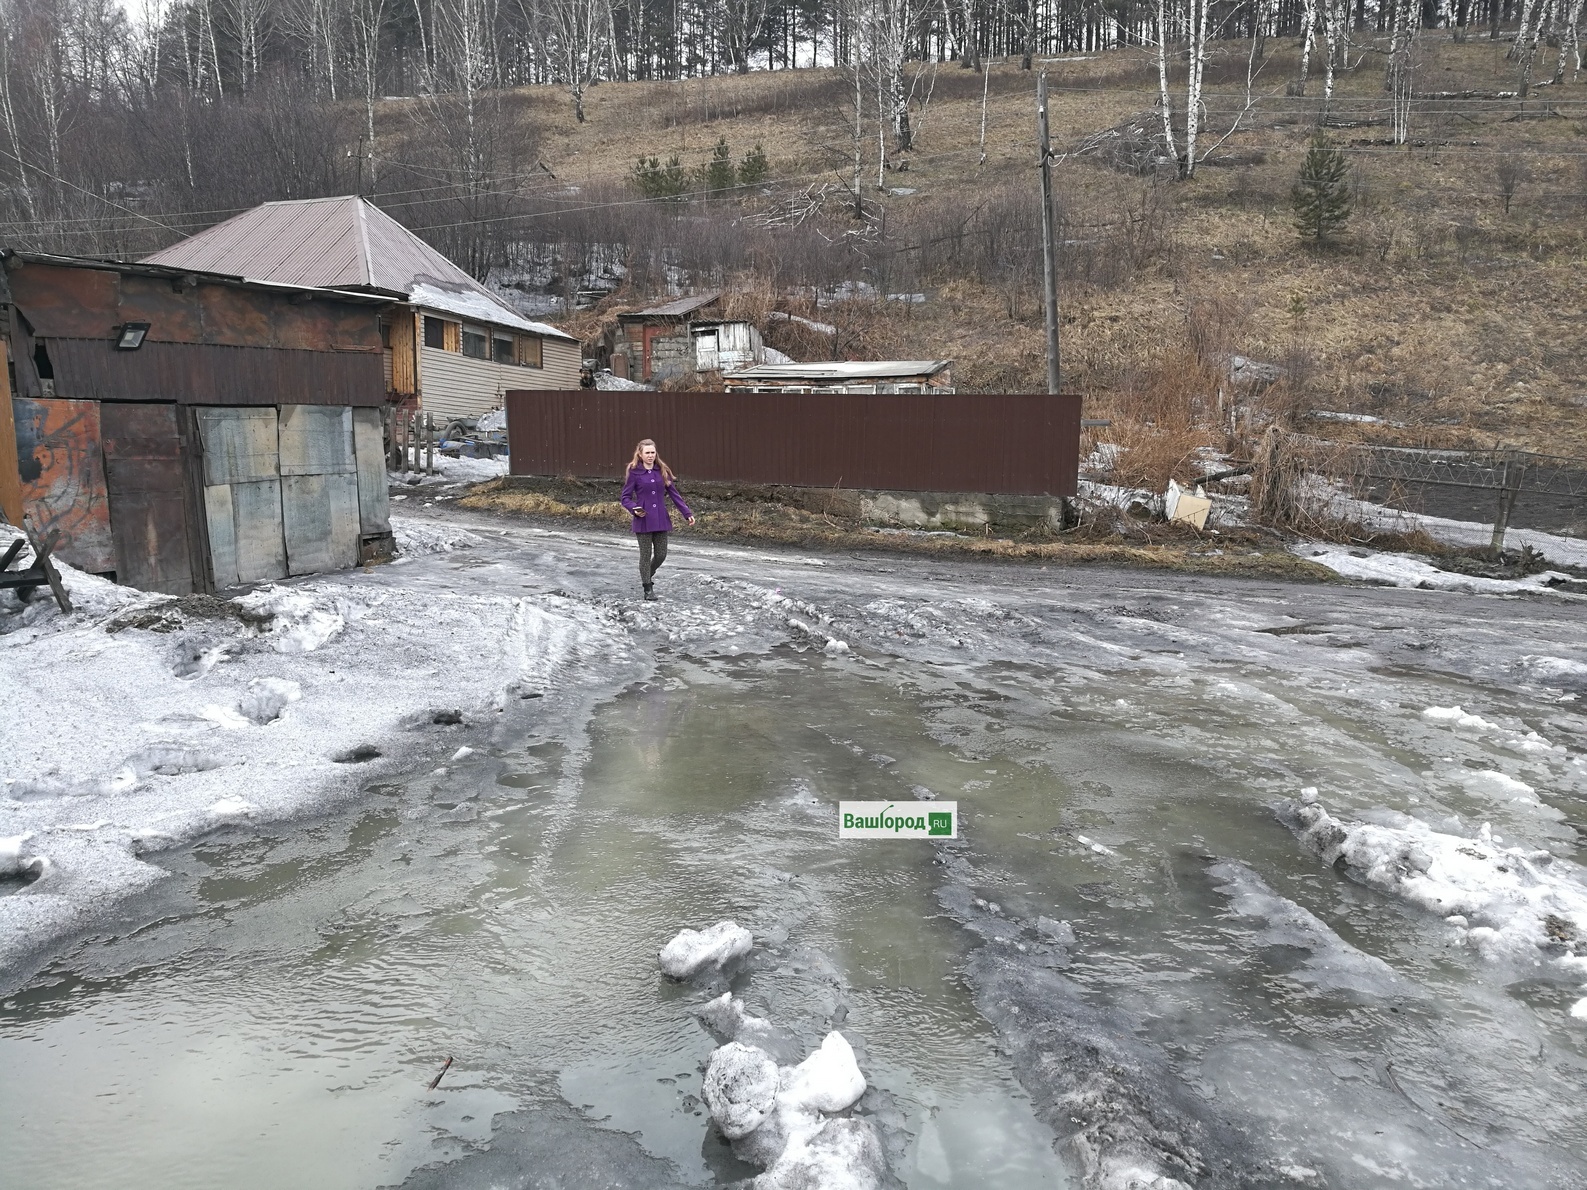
[620,438,695,600]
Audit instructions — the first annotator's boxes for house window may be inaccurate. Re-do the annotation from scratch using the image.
[462,325,488,359]
[424,316,448,349]
[493,334,516,365]
[380,321,392,348]
[519,335,543,368]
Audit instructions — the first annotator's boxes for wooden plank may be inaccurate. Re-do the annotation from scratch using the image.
[352,407,391,535]
[203,482,238,588]
[102,402,194,594]
[0,341,22,526]
[12,396,115,572]
[232,478,287,583]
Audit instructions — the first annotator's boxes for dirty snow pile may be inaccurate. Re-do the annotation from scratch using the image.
[1277,791,1587,1013]
[658,920,753,979]
[391,453,509,486]
[1299,546,1576,595]
[0,541,634,970]
[390,514,485,559]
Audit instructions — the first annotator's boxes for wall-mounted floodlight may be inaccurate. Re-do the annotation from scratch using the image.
[115,322,150,350]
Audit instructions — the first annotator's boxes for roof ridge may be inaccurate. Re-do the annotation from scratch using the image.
[354,197,375,289]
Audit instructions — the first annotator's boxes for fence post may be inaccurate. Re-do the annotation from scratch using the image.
[426,413,435,475]
[1489,455,1524,555]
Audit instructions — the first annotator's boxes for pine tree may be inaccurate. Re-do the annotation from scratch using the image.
[633,154,689,201]
[1291,135,1352,243]
[700,137,738,196]
[738,143,770,187]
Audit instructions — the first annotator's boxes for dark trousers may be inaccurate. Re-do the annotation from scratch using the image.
[638,531,669,586]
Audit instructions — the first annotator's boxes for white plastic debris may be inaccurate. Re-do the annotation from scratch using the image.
[658,920,753,979]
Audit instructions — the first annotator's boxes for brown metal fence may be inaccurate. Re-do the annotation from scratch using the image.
[505,391,1082,497]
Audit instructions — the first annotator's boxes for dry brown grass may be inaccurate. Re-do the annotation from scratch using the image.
[460,37,1587,458]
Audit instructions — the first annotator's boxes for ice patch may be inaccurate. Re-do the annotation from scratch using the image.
[1460,770,1537,802]
[124,743,224,777]
[1277,796,1587,994]
[1209,859,1417,997]
[1521,655,1587,693]
[658,920,753,979]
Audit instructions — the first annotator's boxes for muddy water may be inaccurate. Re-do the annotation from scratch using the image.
[0,652,1065,1190]
[5,620,1587,1189]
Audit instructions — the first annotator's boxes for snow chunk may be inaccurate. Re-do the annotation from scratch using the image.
[200,703,252,730]
[1277,796,1587,987]
[239,678,302,725]
[701,1042,780,1139]
[760,1117,886,1190]
[777,1031,866,1114]
[1422,705,1501,732]
[1521,655,1587,693]
[658,920,753,979]
[1460,770,1537,801]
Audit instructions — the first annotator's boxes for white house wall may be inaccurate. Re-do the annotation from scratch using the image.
[419,341,581,422]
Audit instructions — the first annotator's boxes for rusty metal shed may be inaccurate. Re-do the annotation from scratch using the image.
[1,249,396,594]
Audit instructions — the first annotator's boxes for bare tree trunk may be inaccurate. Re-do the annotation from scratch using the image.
[1182,0,1209,177]
[1155,0,1180,169]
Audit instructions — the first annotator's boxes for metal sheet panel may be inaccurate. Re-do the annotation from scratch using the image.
[232,478,287,583]
[101,402,195,594]
[12,396,116,572]
[203,482,238,588]
[198,407,280,485]
[48,339,384,407]
[503,391,1084,498]
[281,473,359,576]
[278,404,355,476]
[352,407,391,534]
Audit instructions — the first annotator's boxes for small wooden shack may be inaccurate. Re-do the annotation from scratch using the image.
[604,292,763,383]
[142,196,581,427]
[0,250,395,594]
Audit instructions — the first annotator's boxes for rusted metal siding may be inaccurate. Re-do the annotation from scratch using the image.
[101,402,196,594]
[7,261,383,352]
[41,339,385,407]
[13,396,116,571]
[505,391,1083,497]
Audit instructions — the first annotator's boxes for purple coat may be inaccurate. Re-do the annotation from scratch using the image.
[621,465,693,534]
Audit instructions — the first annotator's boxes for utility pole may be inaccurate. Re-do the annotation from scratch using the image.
[1037,70,1061,395]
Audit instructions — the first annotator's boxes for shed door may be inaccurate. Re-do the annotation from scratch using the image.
[197,407,287,588]
[12,396,115,573]
[101,402,195,594]
[277,404,359,576]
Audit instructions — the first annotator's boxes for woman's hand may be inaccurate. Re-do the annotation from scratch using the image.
[686,516,696,526]
[630,507,644,517]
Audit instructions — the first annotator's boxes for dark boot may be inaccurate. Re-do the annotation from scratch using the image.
[643,584,658,601]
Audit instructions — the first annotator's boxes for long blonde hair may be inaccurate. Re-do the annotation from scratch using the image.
[627,438,675,482]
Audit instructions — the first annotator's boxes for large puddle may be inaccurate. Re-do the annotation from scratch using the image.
[5,622,1587,1188]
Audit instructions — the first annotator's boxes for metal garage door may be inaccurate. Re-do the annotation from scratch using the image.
[277,404,360,576]
[197,406,287,588]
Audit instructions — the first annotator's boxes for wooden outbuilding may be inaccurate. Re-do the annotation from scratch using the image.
[604,292,764,383]
[142,196,581,427]
[1,250,395,594]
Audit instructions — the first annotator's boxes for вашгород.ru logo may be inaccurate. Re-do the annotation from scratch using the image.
[838,802,957,839]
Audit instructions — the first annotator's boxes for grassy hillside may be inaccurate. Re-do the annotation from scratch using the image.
[389,39,1587,461]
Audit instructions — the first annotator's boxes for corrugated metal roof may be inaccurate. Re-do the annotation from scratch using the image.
[726,361,951,381]
[142,197,575,341]
[624,291,724,318]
